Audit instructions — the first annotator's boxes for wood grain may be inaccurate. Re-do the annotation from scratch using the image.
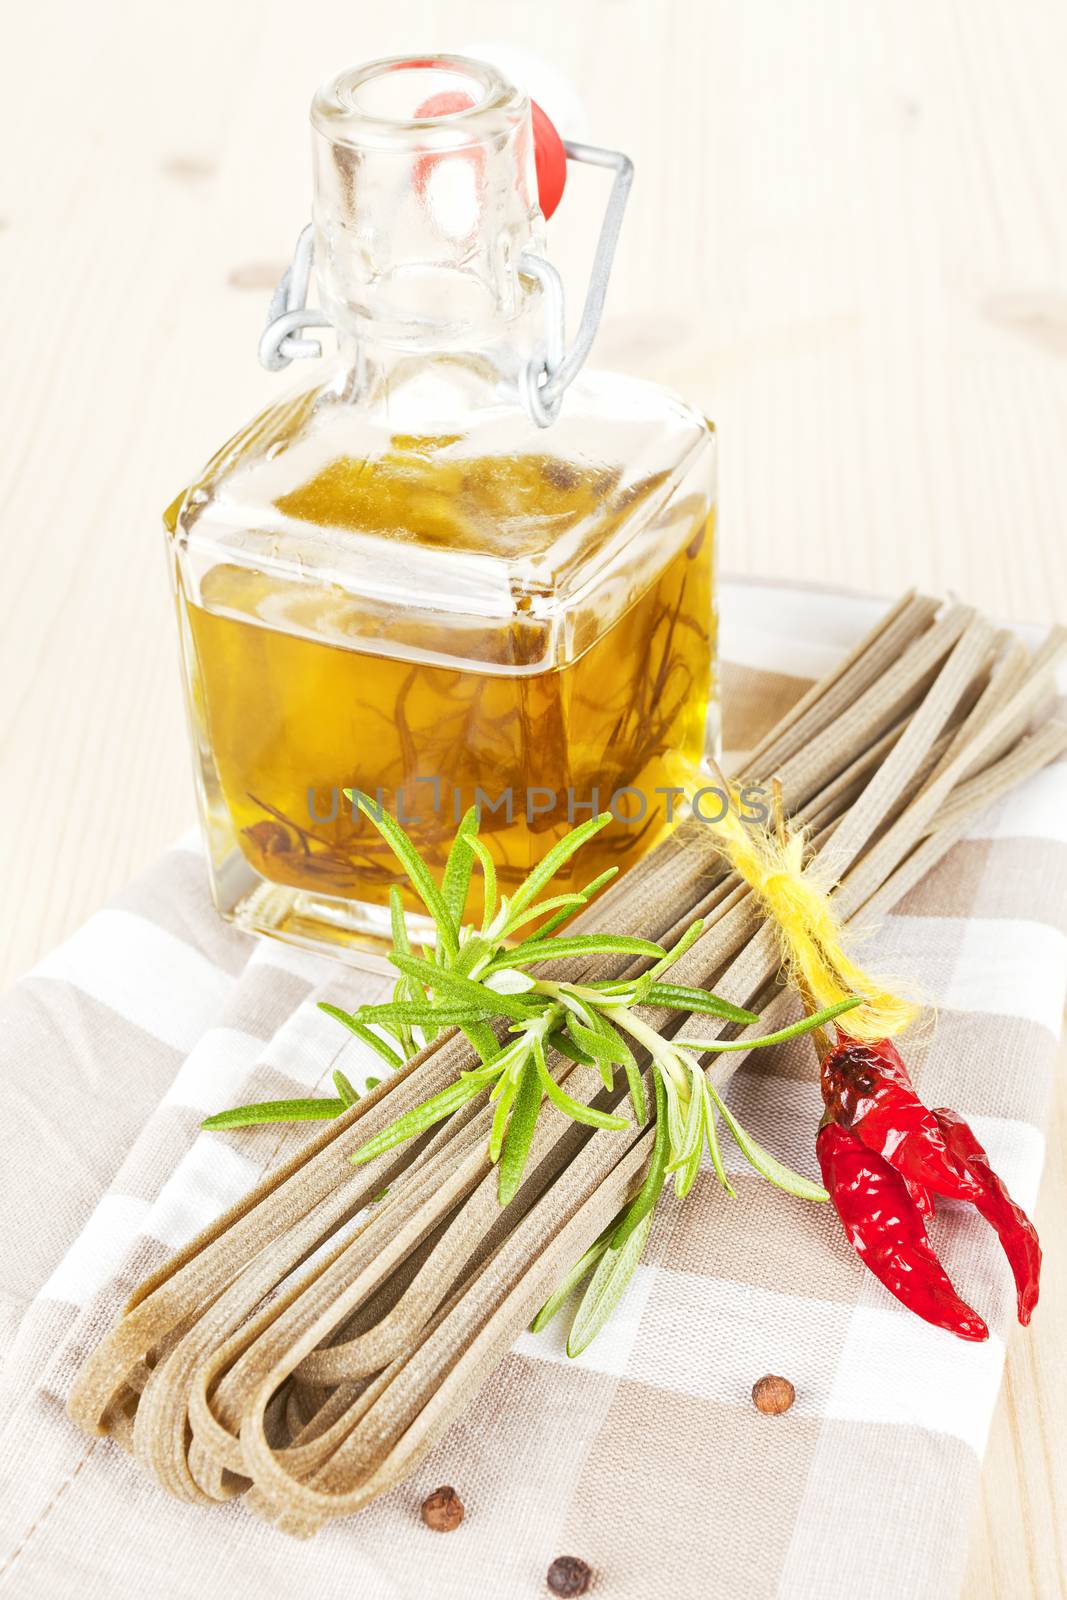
[1,3,1064,1593]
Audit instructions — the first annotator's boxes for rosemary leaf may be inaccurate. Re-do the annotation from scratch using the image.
[483,968,538,994]
[501,893,588,936]
[202,1097,346,1130]
[563,1017,617,1089]
[621,1057,649,1125]
[389,953,537,1022]
[348,1075,488,1165]
[489,1071,521,1163]
[492,933,667,970]
[347,790,459,961]
[533,866,618,938]
[658,1064,688,1159]
[707,1084,829,1201]
[503,812,613,923]
[533,1037,630,1131]
[565,1014,635,1070]
[594,971,654,1008]
[555,988,596,1030]
[645,982,760,1024]
[645,918,705,978]
[440,805,479,939]
[463,833,498,934]
[702,1081,736,1197]
[668,1073,706,1199]
[529,1225,614,1333]
[610,1071,669,1249]
[453,931,493,980]
[389,884,412,959]
[390,945,422,1052]
[356,999,502,1028]
[318,1003,406,1071]
[497,1058,543,1205]
[332,1070,360,1107]
[572,1008,645,1117]
[567,1209,653,1358]
[676,995,863,1052]
[545,1030,596,1067]
[460,1020,504,1065]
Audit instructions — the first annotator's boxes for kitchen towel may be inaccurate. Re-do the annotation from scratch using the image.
[1,580,1065,1600]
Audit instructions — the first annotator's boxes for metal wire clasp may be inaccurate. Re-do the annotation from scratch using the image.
[518,143,633,425]
[258,226,331,372]
[258,141,634,427]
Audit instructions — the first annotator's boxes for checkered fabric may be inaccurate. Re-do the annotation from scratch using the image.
[1,581,1064,1600]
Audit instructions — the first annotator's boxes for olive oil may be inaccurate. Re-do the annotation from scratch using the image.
[182,449,714,924]
[167,54,718,957]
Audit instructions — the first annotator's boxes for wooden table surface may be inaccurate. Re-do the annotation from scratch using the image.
[2,3,1065,1592]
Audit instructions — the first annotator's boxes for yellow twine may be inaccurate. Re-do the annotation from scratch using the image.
[708,800,918,1043]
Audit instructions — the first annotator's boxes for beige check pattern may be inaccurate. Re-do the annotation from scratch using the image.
[0,582,1064,1600]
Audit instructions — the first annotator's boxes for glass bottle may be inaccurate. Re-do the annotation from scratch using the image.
[166,54,718,955]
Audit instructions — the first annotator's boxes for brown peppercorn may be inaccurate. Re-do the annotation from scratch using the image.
[546,1555,592,1596]
[420,1485,464,1532]
[751,1374,796,1415]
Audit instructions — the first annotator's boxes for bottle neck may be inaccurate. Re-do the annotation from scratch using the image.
[330,310,540,426]
[311,55,545,355]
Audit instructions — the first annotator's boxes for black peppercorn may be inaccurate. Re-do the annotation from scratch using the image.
[546,1554,592,1595]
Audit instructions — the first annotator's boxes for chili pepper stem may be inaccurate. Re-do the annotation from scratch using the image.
[793,974,832,1061]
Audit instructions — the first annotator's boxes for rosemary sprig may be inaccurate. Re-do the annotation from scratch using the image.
[202,797,859,1349]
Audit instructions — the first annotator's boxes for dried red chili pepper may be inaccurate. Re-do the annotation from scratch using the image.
[902,1174,934,1221]
[816,1121,989,1342]
[818,1031,1042,1336]
[820,1034,981,1203]
[932,1107,1042,1325]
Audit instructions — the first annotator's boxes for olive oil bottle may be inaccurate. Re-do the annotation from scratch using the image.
[167,55,717,955]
